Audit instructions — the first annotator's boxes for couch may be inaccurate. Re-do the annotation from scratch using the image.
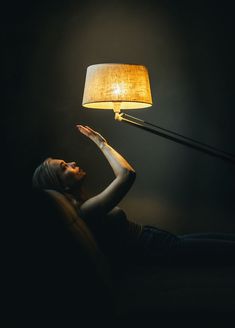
[21,188,235,327]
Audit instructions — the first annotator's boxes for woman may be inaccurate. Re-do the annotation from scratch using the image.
[32,125,235,266]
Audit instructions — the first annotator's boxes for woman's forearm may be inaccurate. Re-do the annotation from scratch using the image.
[99,142,136,178]
[77,125,136,215]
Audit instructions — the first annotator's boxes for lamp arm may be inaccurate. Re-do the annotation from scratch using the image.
[123,113,235,158]
[115,113,235,165]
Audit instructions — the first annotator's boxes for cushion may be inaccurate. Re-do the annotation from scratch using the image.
[27,188,115,325]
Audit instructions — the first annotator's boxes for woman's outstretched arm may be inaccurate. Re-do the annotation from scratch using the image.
[77,125,136,217]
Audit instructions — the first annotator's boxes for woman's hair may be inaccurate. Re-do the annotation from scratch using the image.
[32,157,63,192]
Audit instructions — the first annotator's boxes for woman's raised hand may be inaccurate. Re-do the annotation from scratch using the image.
[76,125,107,148]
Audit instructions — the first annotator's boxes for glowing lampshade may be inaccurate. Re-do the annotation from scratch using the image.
[82,63,153,110]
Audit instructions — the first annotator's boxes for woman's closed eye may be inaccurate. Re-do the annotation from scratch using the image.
[68,162,76,168]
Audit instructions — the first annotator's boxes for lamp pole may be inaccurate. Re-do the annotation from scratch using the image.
[114,111,235,165]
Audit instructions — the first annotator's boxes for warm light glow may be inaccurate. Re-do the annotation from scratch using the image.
[82,63,153,110]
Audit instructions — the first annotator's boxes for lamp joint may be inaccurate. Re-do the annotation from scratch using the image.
[114,112,124,121]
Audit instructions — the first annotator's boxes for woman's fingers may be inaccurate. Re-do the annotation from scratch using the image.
[76,124,106,141]
[85,125,97,134]
[78,125,98,137]
[77,125,92,132]
[85,125,93,130]
[77,125,99,141]
[76,125,90,136]
[77,125,89,132]
[76,124,107,146]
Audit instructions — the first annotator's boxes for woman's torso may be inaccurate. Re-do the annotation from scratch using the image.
[79,206,143,260]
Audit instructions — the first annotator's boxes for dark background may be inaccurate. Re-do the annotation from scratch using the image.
[2,0,235,324]
[3,0,234,233]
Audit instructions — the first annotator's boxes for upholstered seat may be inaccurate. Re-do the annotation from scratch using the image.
[28,188,235,327]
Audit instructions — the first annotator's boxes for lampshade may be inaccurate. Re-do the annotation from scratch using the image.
[82,63,153,110]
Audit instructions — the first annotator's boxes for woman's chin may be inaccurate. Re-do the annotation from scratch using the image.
[78,172,86,181]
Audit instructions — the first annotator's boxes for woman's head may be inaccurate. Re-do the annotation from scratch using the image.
[32,158,86,192]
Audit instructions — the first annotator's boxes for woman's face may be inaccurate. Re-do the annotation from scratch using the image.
[50,159,86,189]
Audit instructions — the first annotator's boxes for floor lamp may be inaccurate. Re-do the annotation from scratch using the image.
[82,63,235,165]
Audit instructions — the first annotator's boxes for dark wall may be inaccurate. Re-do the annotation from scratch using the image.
[3,0,235,235]
[2,0,235,324]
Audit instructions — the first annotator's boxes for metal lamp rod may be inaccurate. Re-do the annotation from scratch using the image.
[115,112,235,165]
